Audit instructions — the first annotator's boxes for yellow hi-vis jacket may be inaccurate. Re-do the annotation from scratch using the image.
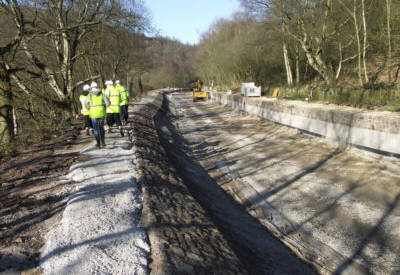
[105,86,121,113]
[87,92,107,119]
[79,94,89,115]
[116,84,129,106]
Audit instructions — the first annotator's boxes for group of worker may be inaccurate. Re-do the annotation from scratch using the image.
[79,80,130,148]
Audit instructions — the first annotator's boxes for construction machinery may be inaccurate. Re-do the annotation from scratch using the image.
[192,80,208,102]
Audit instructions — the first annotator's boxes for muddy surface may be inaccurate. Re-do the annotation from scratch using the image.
[3,89,399,275]
[0,124,91,274]
[154,95,315,274]
[131,93,249,274]
[164,91,400,274]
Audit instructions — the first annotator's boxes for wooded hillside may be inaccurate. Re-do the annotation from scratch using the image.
[0,0,195,151]
[195,0,400,88]
[1,0,400,152]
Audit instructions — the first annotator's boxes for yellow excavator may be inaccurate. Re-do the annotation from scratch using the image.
[192,80,208,102]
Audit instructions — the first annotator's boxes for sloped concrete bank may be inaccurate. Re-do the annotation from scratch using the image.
[210,92,400,156]
[168,91,400,274]
[129,91,246,274]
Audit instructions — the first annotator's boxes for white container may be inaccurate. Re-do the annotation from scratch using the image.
[241,82,261,97]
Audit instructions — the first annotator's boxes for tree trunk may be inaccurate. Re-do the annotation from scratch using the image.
[12,105,17,136]
[387,0,392,83]
[353,1,363,85]
[303,50,335,85]
[338,0,363,85]
[128,74,134,97]
[295,44,300,84]
[283,42,293,86]
[138,74,143,93]
[361,0,369,83]
[282,21,293,86]
[0,56,14,144]
[299,32,335,85]
[69,91,79,118]
[336,42,343,80]
[314,52,335,85]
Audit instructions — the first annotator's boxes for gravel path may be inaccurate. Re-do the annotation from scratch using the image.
[39,130,149,274]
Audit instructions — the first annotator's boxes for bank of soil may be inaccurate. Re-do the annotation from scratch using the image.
[0,123,91,273]
[131,92,248,274]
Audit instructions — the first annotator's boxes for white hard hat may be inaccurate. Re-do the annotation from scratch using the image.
[105,80,113,85]
[83,84,90,91]
[90,82,98,88]
[116,80,120,84]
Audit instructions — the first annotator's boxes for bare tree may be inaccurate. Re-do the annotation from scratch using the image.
[335,40,358,80]
[279,0,340,85]
[241,0,345,85]
[282,19,293,85]
[295,43,300,84]
[361,0,369,83]
[6,0,148,115]
[0,54,14,144]
[241,0,294,85]
[338,0,365,85]
[386,0,392,83]
[0,1,24,144]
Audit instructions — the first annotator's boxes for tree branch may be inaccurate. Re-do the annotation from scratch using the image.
[6,65,31,96]
[72,75,101,90]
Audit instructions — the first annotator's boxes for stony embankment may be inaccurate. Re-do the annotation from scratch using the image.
[129,91,247,274]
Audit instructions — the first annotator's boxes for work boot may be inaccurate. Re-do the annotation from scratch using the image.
[95,134,101,148]
[119,126,124,137]
[85,127,90,136]
[100,134,106,147]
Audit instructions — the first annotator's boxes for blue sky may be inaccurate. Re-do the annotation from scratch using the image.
[145,0,240,45]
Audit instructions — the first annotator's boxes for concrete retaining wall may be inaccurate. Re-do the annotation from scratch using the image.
[210,92,400,155]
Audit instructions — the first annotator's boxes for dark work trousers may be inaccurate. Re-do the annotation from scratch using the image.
[120,105,129,122]
[106,113,122,127]
[84,115,93,128]
[91,118,105,136]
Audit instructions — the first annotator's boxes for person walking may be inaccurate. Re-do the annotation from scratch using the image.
[79,84,92,135]
[116,80,130,125]
[104,80,124,136]
[85,82,110,148]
